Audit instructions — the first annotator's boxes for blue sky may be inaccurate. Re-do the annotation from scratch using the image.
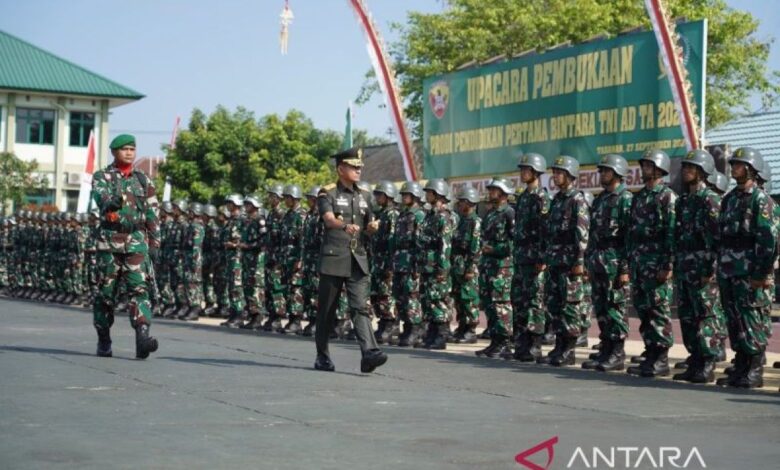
[1,0,777,157]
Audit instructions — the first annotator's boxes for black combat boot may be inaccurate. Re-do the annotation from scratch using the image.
[240,313,262,330]
[449,324,466,343]
[220,310,243,328]
[673,355,693,370]
[591,341,603,351]
[582,339,611,369]
[514,333,543,362]
[673,354,700,381]
[734,353,764,389]
[183,306,201,321]
[640,346,670,377]
[575,331,588,348]
[596,339,625,372]
[627,346,654,375]
[426,323,448,350]
[537,335,565,365]
[456,325,478,344]
[96,326,112,357]
[549,336,577,366]
[475,338,498,357]
[688,356,717,384]
[542,322,556,345]
[135,324,159,359]
[397,322,417,347]
[415,322,435,349]
[630,349,648,364]
[374,319,390,343]
[717,351,747,386]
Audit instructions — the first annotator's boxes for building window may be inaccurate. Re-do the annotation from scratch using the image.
[70,111,95,147]
[15,108,55,145]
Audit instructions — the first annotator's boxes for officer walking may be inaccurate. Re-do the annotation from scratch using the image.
[90,134,160,359]
[314,147,387,373]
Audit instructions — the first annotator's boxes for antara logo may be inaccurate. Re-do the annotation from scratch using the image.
[515,437,707,469]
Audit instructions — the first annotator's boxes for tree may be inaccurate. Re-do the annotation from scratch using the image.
[0,152,49,213]
[160,107,349,203]
[360,0,779,135]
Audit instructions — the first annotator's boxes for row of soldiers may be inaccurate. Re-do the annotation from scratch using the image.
[2,146,777,388]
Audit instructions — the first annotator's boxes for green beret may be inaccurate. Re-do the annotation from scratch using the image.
[109,134,136,150]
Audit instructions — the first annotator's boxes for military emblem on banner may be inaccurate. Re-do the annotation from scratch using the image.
[429,80,450,119]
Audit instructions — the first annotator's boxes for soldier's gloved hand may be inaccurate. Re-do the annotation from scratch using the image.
[105,196,123,212]
[149,247,160,264]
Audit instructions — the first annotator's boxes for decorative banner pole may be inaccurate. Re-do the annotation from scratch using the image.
[348,0,419,181]
[644,0,701,150]
[280,0,294,55]
[162,116,180,203]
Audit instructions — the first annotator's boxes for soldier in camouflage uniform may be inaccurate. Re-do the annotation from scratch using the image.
[754,160,777,351]
[238,195,268,330]
[167,200,189,319]
[221,194,246,328]
[154,202,174,317]
[393,181,426,347]
[626,149,677,378]
[201,204,220,316]
[179,202,205,321]
[537,156,589,367]
[0,218,9,293]
[451,186,481,344]
[371,181,399,344]
[263,183,286,331]
[581,154,633,371]
[475,177,515,359]
[715,147,778,388]
[90,134,160,359]
[418,179,456,350]
[84,211,100,303]
[214,207,231,317]
[302,186,323,336]
[669,149,724,383]
[578,193,595,348]
[511,153,551,361]
[277,185,307,334]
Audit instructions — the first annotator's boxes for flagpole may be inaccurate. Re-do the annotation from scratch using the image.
[76,130,96,213]
[163,116,180,202]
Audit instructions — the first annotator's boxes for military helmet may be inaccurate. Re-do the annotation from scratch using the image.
[161,201,174,214]
[549,155,580,178]
[639,148,671,175]
[243,194,263,209]
[597,154,629,177]
[457,186,481,205]
[517,152,547,173]
[729,147,764,175]
[173,199,188,212]
[219,206,231,218]
[757,158,772,192]
[306,186,322,199]
[225,194,244,206]
[400,181,424,200]
[706,171,730,194]
[681,149,715,176]
[424,178,450,200]
[486,177,514,195]
[189,202,204,216]
[373,180,398,199]
[204,204,218,217]
[266,183,285,198]
[282,184,302,199]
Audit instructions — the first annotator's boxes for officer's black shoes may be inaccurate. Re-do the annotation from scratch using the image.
[240,314,261,330]
[301,322,315,337]
[734,354,764,388]
[261,317,278,332]
[135,324,158,360]
[360,349,388,373]
[688,357,716,384]
[575,332,588,348]
[673,355,692,370]
[96,327,112,358]
[183,307,201,321]
[596,340,626,372]
[582,339,610,369]
[314,354,335,372]
[449,324,466,343]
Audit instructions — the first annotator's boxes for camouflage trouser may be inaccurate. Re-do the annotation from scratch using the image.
[157,255,175,306]
[242,251,266,315]
[480,265,513,339]
[719,276,769,356]
[544,266,584,338]
[590,271,630,341]
[393,272,421,325]
[69,255,84,295]
[202,252,217,306]
[172,250,187,306]
[511,264,547,335]
[226,251,244,314]
[630,264,674,348]
[762,274,774,338]
[266,262,285,320]
[214,259,229,309]
[579,280,593,331]
[677,276,724,359]
[370,270,395,321]
[303,253,319,322]
[421,272,452,324]
[335,285,349,321]
[85,252,100,299]
[93,251,152,329]
[452,273,479,328]
[284,263,304,320]
[185,251,203,308]
[0,250,7,287]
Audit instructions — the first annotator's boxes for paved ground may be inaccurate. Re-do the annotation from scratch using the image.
[1,298,779,470]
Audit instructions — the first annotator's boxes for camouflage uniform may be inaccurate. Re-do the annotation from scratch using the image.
[479,201,515,341]
[265,205,286,325]
[202,216,221,310]
[303,199,323,328]
[171,215,188,310]
[183,216,205,311]
[370,202,398,327]
[392,201,425,343]
[221,206,245,326]
[240,207,268,323]
[157,216,175,309]
[451,207,481,336]
[419,198,456,340]
[280,203,307,328]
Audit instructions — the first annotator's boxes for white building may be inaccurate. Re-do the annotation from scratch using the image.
[0,29,143,211]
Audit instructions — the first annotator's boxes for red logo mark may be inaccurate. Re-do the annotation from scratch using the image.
[515,436,559,470]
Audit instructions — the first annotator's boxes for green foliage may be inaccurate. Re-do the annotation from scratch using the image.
[364,0,779,135]
[0,152,49,213]
[159,107,381,203]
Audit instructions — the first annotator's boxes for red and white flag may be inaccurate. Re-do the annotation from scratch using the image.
[76,130,96,213]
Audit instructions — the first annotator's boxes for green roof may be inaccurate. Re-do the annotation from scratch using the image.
[0,29,143,102]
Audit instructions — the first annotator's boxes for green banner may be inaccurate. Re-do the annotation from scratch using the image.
[423,20,706,179]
